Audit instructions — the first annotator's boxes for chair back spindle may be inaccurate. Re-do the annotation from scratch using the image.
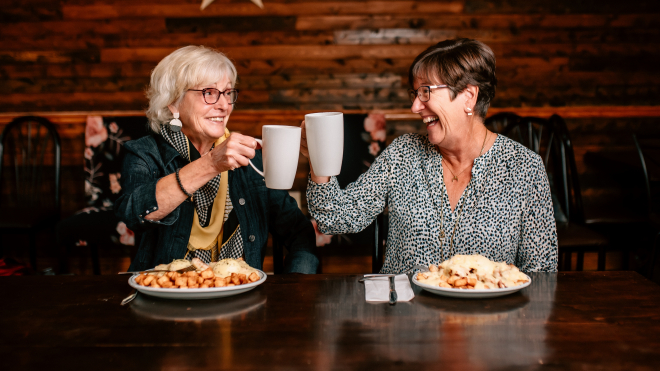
[503,115,584,224]
[0,117,61,213]
[632,133,658,218]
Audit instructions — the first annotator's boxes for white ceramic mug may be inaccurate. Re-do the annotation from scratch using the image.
[248,125,301,190]
[305,112,344,177]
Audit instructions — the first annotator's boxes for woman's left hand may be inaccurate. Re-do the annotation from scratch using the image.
[300,120,330,184]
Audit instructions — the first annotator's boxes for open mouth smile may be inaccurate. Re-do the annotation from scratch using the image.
[423,116,439,127]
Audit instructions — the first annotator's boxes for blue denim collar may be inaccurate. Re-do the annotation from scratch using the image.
[153,133,184,169]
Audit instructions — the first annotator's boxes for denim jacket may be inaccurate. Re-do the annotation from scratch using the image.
[115,133,319,273]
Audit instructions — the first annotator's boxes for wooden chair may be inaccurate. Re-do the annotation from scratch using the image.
[632,133,660,279]
[504,114,609,270]
[648,232,660,281]
[485,112,521,134]
[372,212,387,273]
[633,134,660,221]
[0,116,61,271]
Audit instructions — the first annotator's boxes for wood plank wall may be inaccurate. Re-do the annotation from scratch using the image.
[1,0,660,221]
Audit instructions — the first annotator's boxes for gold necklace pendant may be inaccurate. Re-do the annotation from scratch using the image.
[452,175,458,182]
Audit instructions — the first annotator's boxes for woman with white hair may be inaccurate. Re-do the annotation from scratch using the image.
[115,45,318,273]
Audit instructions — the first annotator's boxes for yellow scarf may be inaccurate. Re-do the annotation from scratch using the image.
[187,129,230,252]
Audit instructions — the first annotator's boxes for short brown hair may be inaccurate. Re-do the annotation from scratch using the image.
[408,38,497,119]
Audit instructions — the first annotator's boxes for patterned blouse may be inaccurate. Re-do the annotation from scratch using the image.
[307,133,558,274]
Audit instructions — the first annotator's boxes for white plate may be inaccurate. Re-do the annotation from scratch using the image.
[128,270,267,300]
[412,274,531,299]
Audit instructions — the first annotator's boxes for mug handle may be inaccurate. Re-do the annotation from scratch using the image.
[248,139,264,177]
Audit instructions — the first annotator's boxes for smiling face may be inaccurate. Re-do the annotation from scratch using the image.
[172,75,234,149]
[411,77,470,147]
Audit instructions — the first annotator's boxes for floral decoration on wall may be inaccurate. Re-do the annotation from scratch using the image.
[116,222,135,246]
[362,113,387,165]
[84,116,130,209]
[79,116,135,246]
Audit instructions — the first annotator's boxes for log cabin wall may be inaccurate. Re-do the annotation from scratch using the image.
[1,0,659,220]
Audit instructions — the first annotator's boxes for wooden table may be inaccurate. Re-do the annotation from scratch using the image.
[2,272,660,370]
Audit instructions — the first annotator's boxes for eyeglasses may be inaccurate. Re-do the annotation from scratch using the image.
[408,85,448,103]
[187,88,239,105]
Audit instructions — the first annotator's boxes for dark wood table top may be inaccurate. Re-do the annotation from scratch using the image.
[2,272,660,370]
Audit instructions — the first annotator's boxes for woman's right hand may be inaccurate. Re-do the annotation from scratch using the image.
[147,133,256,221]
[208,133,258,173]
[300,120,310,159]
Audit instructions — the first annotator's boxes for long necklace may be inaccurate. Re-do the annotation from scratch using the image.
[437,130,490,248]
[438,191,467,247]
[442,129,489,182]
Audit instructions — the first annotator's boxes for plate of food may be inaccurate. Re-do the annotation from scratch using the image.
[412,254,531,299]
[128,258,267,300]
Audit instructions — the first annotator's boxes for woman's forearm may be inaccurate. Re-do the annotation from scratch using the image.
[145,156,219,221]
[309,162,330,184]
[307,151,391,234]
[145,133,258,221]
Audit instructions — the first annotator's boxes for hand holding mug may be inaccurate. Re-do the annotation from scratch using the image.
[300,120,329,184]
[300,120,310,159]
[304,112,344,178]
[209,133,257,172]
[248,125,301,189]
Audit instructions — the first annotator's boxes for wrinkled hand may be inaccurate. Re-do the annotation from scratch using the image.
[209,133,258,172]
[300,120,309,159]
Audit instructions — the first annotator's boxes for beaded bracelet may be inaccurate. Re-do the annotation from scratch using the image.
[175,168,193,198]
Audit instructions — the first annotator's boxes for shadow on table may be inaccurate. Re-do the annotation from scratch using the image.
[129,290,267,322]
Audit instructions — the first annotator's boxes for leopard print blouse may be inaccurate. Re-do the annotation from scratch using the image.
[307,133,558,274]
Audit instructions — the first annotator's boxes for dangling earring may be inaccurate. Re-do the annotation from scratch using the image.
[169,112,182,132]
[466,107,473,116]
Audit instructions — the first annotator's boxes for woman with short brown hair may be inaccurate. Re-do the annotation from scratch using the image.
[304,38,558,274]
[409,38,497,119]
